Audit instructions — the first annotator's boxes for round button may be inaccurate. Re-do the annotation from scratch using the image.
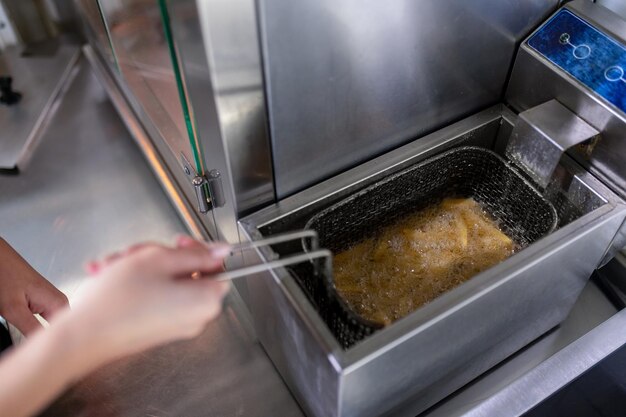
[559,33,570,44]
[573,44,591,59]
[605,65,624,82]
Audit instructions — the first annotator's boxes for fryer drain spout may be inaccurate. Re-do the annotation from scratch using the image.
[506,99,600,188]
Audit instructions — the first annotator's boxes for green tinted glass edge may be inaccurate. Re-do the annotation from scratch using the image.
[158,0,204,175]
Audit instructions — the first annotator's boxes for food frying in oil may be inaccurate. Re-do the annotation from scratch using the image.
[333,198,517,325]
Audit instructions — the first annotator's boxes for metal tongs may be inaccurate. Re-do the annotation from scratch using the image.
[209,230,333,281]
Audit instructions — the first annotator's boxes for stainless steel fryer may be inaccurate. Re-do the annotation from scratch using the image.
[239,103,626,417]
[77,1,626,416]
[238,5,626,409]
[296,146,559,348]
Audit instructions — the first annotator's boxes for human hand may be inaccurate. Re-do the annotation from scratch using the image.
[0,239,69,336]
[59,237,231,366]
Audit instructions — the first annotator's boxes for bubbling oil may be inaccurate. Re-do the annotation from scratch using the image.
[333,198,518,326]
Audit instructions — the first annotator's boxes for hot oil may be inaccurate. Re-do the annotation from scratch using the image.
[333,198,519,325]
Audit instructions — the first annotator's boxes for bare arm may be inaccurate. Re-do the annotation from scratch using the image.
[0,238,69,334]
[0,238,230,417]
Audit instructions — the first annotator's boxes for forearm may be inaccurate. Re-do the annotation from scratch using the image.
[0,239,230,417]
[0,315,107,417]
[0,238,69,336]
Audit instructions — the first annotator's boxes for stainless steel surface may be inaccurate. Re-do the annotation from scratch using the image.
[75,0,118,72]
[77,0,221,240]
[0,57,186,299]
[259,0,559,198]
[206,169,226,209]
[69,1,626,416]
[597,0,626,19]
[506,99,600,188]
[0,43,79,169]
[239,107,626,417]
[40,300,304,417]
[420,277,626,417]
[603,252,626,300]
[96,0,192,161]
[0,57,303,417]
[83,45,204,239]
[507,0,626,200]
[165,0,275,243]
[85,0,275,244]
[192,175,210,213]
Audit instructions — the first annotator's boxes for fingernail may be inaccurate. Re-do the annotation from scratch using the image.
[176,235,196,247]
[85,261,100,275]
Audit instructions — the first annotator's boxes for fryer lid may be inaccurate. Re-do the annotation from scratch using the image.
[297,146,558,348]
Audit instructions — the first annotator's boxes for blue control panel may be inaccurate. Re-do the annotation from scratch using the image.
[528,9,626,114]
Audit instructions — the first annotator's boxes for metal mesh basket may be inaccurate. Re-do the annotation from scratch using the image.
[296,146,558,348]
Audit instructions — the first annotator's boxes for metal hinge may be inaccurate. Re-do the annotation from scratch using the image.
[181,153,225,214]
[192,170,225,213]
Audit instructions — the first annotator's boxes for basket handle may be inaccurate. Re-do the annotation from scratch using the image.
[205,231,332,282]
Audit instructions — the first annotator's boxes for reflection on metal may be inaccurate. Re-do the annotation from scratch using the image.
[0,43,79,169]
[258,0,559,198]
[0,57,189,301]
[167,0,275,242]
[94,0,119,72]
[83,45,204,239]
[75,0,118,71]
[506,99,600,188]
[77,0,221,239]
[94,0,200,177]
[597,0,626,19]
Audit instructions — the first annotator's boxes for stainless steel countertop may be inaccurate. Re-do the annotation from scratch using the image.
[0,42,80,169]
[0,57,302,417]
[0,54,624,417]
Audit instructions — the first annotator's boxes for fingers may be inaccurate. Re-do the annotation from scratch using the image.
[180,279,230,305]
[88,238,231,279]
[85,250,126,276]
[177,278,231,321]
[176,235,197,248]
[2,300,43,336]
[85,242,163,276]
[71,238,233,355]
[153,243,231,276]
[29,283,69,321]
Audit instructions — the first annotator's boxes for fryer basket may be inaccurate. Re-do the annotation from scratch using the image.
[298,146,558,348]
